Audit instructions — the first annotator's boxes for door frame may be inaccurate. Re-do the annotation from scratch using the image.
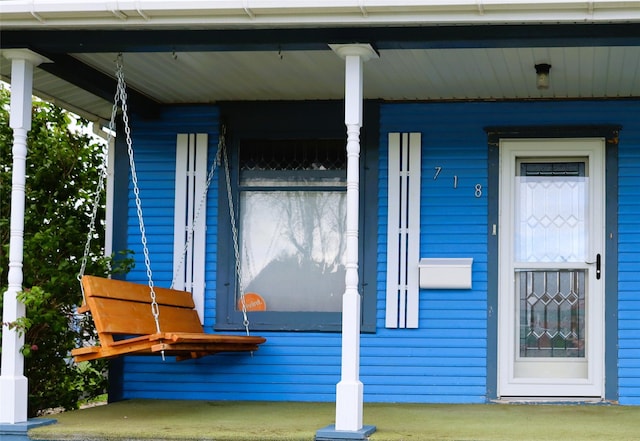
[498,138,605,398]
[485,125,620,402]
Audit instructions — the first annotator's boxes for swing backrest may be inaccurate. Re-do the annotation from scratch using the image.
[80,275,204,345]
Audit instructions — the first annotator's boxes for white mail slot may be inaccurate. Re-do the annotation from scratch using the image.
[419,258,473,289]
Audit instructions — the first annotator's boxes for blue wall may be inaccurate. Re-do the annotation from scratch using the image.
[379,100,640,405]
[124,106,220,327]
[117,100,640,405]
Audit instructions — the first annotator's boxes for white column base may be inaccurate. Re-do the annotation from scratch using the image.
[0,417,57,441]
[315,424,376,441]
[0,375,28,423]
[335,379,364,430]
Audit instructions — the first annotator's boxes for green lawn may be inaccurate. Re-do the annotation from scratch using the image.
[29,399,640,441]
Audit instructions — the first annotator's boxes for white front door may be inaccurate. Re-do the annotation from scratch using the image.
[498,138,605,398]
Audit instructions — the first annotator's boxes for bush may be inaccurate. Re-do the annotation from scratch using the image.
[0,86,129,416]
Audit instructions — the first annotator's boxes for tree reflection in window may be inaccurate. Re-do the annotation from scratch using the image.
[238,139,346,312]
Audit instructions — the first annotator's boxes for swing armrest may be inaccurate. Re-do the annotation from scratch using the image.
[72,346,101,356]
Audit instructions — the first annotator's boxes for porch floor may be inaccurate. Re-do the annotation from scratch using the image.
[28,399,640,441]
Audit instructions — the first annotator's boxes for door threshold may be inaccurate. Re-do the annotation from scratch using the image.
[494,397,607,405]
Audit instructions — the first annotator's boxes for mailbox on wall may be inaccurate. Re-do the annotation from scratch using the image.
[418,258,473,289]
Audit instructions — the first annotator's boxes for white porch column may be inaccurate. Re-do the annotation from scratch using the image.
[0,49,49,424]
[326,43,378,438]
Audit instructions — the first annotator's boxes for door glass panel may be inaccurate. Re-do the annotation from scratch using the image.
[518,270,586,358]
[515,161,588,360]
[514,175,588,263]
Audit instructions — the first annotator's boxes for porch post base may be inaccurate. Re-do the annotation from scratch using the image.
[0,419,56,441]
[315,424,376,441]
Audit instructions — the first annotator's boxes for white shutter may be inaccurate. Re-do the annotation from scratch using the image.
[174,133,208,322]
[104,137,115,259]
[385,132,421,328]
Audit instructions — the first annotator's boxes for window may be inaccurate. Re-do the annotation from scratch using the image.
[215,100,378,333]
[238,139,346,313]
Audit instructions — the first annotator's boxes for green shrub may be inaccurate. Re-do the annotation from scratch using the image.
[0,86,130,416]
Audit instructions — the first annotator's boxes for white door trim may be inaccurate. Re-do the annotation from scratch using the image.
[498,138,605,398]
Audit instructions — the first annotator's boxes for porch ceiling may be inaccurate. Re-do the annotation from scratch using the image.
[75,45,640,101]
[1,27,640,122]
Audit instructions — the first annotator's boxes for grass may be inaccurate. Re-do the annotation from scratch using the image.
[78,394,108,408]
[29,399,640,441]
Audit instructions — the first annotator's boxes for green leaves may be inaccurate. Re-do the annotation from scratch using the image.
[0,86,110,416]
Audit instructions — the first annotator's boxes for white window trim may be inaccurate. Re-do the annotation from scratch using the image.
[386,132,421,328]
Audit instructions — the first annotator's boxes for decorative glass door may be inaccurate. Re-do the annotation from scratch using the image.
[498,139,605,398]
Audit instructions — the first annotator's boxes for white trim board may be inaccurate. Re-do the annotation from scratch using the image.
[173,133,208,322]
[385,132,421,329]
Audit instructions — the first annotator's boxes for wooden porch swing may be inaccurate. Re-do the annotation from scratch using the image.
[72,276,265,362]
[72,55,265,362]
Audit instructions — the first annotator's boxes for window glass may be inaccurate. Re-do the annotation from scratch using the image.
[238,139,346,313]
[514,161,588,263]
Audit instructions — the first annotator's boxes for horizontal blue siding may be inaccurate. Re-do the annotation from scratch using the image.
[618,112,640,405]
[119,99,640,406]
[377,105,488,404]
[121,330,341,402]
[379,100,640,405]
[124,105,220,331]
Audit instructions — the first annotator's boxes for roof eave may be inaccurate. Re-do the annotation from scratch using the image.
[2,0,640,29]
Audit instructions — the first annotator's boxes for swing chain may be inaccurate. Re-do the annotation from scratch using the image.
[77,54,246,345]
[221,128,250,335]
[77,60,121,304]
[115,55,162,337]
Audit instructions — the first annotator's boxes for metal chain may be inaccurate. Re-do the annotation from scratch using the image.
[115,55,162,339]
[170,136,222,290]
[222,129,250,335]
[77,63,121,304]
[79,56,245,346]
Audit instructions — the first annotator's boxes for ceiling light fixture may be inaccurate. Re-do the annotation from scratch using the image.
[535,63,552,90]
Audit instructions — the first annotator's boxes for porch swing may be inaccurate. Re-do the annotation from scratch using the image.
[71,54,265,363]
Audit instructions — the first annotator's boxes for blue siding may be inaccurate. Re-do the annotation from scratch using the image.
[120,332,342,402]
[618,116,640,405]
[118,100,640,405]
[378,100,640,405]
[377,104,489,403]
[124,106,220,329]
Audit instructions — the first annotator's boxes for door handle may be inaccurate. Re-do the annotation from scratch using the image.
[586,254,601,280]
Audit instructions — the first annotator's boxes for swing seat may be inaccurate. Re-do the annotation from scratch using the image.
[72,275,266,362]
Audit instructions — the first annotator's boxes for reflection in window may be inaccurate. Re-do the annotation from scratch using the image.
[238,140,346,312]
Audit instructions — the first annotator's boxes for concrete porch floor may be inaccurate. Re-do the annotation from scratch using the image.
[27,399,640,441]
